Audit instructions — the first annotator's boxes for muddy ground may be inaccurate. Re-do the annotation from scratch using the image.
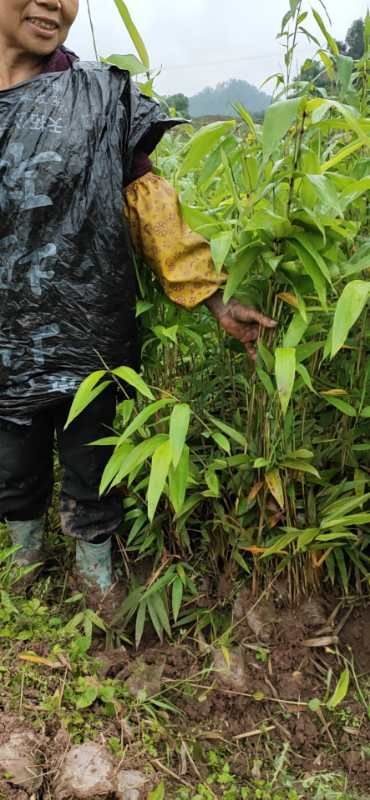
[0,591,369,799]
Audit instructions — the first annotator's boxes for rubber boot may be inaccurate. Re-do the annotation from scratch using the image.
[7,518,45,592]
[74,537,126,626]
[76,537,113,592]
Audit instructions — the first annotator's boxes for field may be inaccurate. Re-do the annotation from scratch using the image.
[0,0,369,798]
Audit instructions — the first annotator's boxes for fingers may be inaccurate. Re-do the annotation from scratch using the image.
[221,317,260,344]
[218,311,273,362]
[245,342,257,361]
[243,325,260,342]
[231,303,277,329]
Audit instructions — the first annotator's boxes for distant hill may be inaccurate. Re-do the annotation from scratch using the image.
[189,79,271,119]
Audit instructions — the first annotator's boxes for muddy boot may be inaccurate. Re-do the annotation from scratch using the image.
[7,518,45,593]
[74,537,126,627]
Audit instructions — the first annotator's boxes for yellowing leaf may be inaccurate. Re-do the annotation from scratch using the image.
[275,348,296,415]
[327,668,350,710]
[318,49,335,80]
[18,654,59,668]
[266,469,285,510]
[277,292,299,308]
[321,389,348,397]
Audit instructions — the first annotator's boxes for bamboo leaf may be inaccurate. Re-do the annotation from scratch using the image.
[118,399,175,444]
[112,434,167,488]
[275,348,296,415]
[283,313,309,348]
[324,396,357,416]
[331,281,369,358]
[112,366,154,400]
[135,602,147,649]
[318,50,335,80]
[212,431,231,454]
[100,442,134,495]
[321,513,370,529]
[327,100,370,147]
[263,98,302,159]
[168,446,189,514]
[103,53,146,75]
[147,599,163,642]
[293,233,332,284]
[113,0,150,69]
[148,783,165,800]
[327,668,350,710]
[260,532,298,558]
[337,55,353,95]
[223,246,261,303]
[207,416,247,447]
[320,139,363,173]
[179,121,236,176]
[296,363,316,393]
[280,459,320,478]
[291,241,327,307]
[172,578,183,623]
[256,368,275,398]
[312,9,339,55]
[324,492,370,520]
[151,593,172,638]
[64,371,109,428]
[304,174,343,218]
[233,102,257,136]
[147,440,172,521]
[210,232,233,273]
[169,404,191,468]
[266,468,285,510]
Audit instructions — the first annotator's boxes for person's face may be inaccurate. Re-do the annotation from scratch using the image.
[0,0,79,56]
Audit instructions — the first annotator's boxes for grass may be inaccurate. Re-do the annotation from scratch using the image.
[1,523,369,799]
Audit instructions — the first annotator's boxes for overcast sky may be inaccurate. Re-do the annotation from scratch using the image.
[67,0,368,97]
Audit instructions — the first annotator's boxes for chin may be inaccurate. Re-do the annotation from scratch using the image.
[22,35,61,57]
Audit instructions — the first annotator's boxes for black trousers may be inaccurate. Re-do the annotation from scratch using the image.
[0,390,122,541]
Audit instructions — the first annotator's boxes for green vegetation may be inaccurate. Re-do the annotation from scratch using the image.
[166,93,190,117]
[86,0,370,639]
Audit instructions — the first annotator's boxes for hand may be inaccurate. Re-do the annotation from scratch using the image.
[206,292,277,361]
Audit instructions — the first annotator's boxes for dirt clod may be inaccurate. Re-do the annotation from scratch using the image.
[54,743,115,800]
[124,658,165,699]
[341,605,370,672]
[213,647,247,691]
[233,591,278,642]
[0,727,43,794]
[115,770,148,800]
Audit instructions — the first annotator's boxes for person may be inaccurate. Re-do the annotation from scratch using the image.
[0,0,276,618]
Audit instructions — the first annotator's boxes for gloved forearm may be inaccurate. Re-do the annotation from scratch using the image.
[124,172,226,309]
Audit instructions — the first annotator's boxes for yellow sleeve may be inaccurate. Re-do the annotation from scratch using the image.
[124,172,226,310]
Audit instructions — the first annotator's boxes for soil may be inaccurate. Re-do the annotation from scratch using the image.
[341,604,370,673]
[0,594,369,799]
